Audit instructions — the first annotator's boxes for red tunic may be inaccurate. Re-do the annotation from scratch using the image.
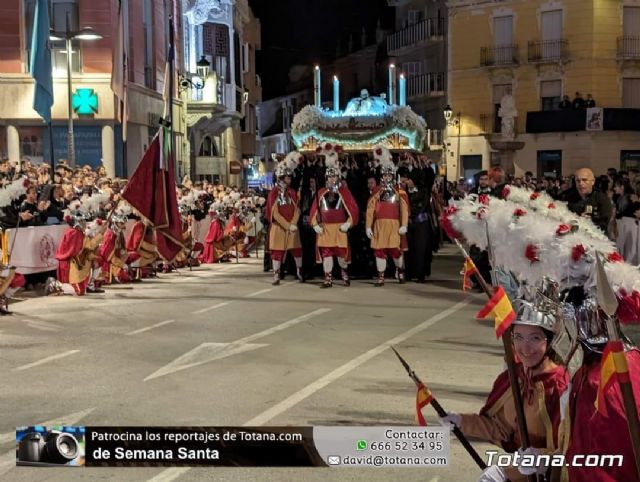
[126,221,146,252]
[224,214,242,237]
[565,349,640,482]
[200,217,224,263]
[54,227,84,284]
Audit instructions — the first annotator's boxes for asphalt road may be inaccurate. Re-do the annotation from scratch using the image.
[0,245,506,482]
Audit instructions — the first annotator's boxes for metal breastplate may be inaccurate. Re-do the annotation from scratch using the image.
[320,192,343,211]
[277,191,293,206]
[380,187,398,203]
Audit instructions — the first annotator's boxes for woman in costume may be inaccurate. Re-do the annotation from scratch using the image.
[440,299,569,482]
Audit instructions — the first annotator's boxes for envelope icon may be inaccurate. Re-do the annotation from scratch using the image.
[327,456,341,465]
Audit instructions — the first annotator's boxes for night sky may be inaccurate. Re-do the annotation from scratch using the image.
[248,0,394,99]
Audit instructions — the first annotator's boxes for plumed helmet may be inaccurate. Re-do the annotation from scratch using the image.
[276,151,304,178]
[325,153,340,178]
[512,299,557,333]
[373,145,395,175]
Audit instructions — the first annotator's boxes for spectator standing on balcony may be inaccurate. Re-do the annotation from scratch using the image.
[564,168,612,232]
[572,92,586,109]
[585,94,596,108]
[559,95,571,109]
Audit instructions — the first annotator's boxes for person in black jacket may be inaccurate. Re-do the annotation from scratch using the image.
[400,167,435,282]
[562,168,612,232]
[18,186,48,227]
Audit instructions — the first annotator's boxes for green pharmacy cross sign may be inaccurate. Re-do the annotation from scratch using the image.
[72,88,99,115]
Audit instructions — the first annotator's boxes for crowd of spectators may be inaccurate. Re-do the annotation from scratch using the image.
[444,165,638,240]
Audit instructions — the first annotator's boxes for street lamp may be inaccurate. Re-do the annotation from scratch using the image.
[180,56,211,92]
[443,105,462,179]
[50,18,102,167]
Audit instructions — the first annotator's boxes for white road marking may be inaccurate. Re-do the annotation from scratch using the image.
[143,301,469,482]
[190,301,230,315]
[244,300,470,426]
[145,308,330,381]
[144,343,270,381]
[127,319,176,336]
[13,349,80,371]
[233,308,330,345]
[244,281,296,298]
[0,407,95,445]
[244,288,273,297]
[146,467,191,482]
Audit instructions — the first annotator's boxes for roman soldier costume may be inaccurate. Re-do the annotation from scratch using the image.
[126,218,157,279]
[366,145,409,286]
[309,144,359,287]
[265,151,304,285]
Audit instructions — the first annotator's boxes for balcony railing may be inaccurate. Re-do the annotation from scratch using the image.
[480,45,519,67]
[407,72,445,98]
[427,129,444,148]
[527,39,569,63]
[526,108,640,133]
[618,36,640,59]
[387,17,445,53]
[480,113,501,134]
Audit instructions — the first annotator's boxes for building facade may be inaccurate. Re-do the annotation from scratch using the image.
[181,0,261,185]
[447,0,640,181]
[387,0,448,161]
[0,0,185,176]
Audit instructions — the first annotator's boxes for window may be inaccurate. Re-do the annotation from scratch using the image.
[540,80,561,111]
[623,78,640,108]
[402,61,422,78]
[537,150,562,179]
[493,16,513,64]
[25,0,81,74]
[143,0,154,88]
[493,84,512,133]
[494,16,513,45]
[241,42,249,73]
[199,136,218,157]
[407,10,422,26]
[624,7,640,37]
[19,127,43,158]
[541,10,563,40]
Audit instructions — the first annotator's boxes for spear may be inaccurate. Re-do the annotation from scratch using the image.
[595,252,640,479]
[453,237,537,482]
[391,346,487,470]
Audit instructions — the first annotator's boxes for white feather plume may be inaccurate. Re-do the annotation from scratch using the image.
[0,177,29,208]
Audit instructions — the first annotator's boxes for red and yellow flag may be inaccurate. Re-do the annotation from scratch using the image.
[462,257,478,291]
[595,340,630,416]
[416,382,434,426]
[476,286,516,339]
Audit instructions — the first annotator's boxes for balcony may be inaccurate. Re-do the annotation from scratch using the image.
[185,72,243,134]
[526,108,640,133]
[387,17,445,53]
[618,37,640,60]
[480,113,501,134]
[427,129,444,149]
[527,39,569,63]
[480,45,519,67]
[407,73,445,98]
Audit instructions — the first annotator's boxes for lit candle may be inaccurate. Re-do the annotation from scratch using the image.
[388,64,396,105]
[314,65,321,107]
[333,75,340,112]
[399,73,406,106]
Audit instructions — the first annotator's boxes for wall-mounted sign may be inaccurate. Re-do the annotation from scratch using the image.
[72,88,98,115]
[229,160,243,174]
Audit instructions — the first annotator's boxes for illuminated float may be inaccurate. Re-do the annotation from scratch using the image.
[291,66,427,154]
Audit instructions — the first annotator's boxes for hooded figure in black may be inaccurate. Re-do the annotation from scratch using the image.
[399,166,435,282]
